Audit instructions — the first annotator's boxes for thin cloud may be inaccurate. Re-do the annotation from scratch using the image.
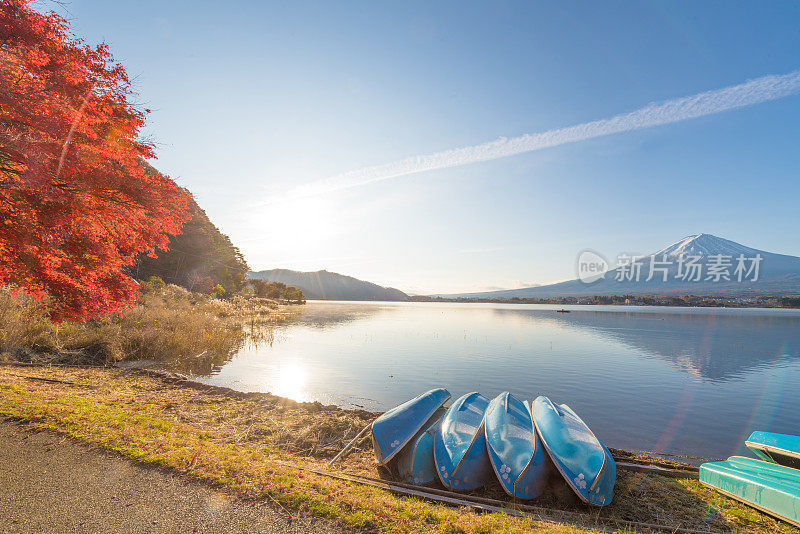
[457,246,505,254]
[287,69,800,199]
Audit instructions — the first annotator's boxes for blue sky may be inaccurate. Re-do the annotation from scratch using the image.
[58,1,800,294]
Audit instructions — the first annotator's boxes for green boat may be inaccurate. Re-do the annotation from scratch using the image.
[699,456,800,527]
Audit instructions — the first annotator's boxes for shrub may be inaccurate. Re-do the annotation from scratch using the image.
[212,284,226,298]
[144,275,166,292]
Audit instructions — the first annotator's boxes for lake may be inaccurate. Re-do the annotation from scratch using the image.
[185,301,800,460]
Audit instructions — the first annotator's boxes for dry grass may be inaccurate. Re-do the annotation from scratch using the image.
[1,365,797,534]
[0,285,295,366]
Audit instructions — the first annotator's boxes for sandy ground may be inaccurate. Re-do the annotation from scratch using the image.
[0,420,344,534]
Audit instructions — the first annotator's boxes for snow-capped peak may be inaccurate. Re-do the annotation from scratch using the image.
[652,234,762,258]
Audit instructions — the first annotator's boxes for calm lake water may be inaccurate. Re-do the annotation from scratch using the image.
[186,301,800,459]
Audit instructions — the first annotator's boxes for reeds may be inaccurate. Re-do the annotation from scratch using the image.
[0,284,283,365]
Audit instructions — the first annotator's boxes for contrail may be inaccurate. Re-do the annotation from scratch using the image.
[288,70,800,199]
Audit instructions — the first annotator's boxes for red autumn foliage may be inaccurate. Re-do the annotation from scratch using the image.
[0,0,190,320]
[187,273,215,295]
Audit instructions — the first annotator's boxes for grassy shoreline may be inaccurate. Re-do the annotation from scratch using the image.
[1,364,797,533]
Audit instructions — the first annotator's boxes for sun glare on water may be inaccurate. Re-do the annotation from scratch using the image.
[271,362,308,402]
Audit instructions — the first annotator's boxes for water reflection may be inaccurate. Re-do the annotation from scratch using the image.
[491,307,800,381]
[157,306,310,375]
[167,302,800,458]
[158,340,242,375]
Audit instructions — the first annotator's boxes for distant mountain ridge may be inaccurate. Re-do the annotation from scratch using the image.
[443,234,800,298]
[247,269,408,301]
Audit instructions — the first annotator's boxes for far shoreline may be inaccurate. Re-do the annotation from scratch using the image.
[303,298,800,313]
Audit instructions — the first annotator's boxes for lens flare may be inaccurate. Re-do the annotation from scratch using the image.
[730,341,791,456]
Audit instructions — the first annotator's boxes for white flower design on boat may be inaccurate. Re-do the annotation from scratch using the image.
[498,463,513,482]
[574,472,587,489]
[390,440,400,448]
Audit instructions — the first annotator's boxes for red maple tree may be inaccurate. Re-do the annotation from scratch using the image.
[0,0,190,320]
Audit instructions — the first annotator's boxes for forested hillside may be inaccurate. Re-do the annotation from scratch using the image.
[132,192,248,294]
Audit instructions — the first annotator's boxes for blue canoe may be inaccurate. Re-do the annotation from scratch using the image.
[532,396,616,506]
[484,392,549,499]
[700,456,800,528]
[396,409,444,485]
[434,392,492,491]
[745,431,800,470]
[371,388,451,466]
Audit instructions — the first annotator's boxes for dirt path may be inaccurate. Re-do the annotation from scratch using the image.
[0,420,343,533]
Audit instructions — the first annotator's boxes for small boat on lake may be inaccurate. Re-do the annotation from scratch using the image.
[371,388,450,466]
[532,396,616,506]
[484,392,549,499]
[556,309,570,313]
[745,431,800,470]
[700,456,800,527]
[396,409,444,485]
[434,392,492,490]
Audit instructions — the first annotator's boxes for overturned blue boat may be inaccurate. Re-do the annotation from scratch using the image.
[371,388,450,466]
[396,409,444,485]
[700,456,800,528]
[532,396,616,506]
[746,431,800,470]
[434,392,492,491]
[484,392,550,499]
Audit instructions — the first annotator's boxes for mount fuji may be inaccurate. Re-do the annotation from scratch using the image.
[448,234,800,298]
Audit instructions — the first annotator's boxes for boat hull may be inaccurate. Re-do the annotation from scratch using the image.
[396,410,444,485]
[532,396,615,506]
[484,392,549,499]
[434,392,492,491]
[371,388,451,466]
[745,431,800,470]
[700,456,800,528]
